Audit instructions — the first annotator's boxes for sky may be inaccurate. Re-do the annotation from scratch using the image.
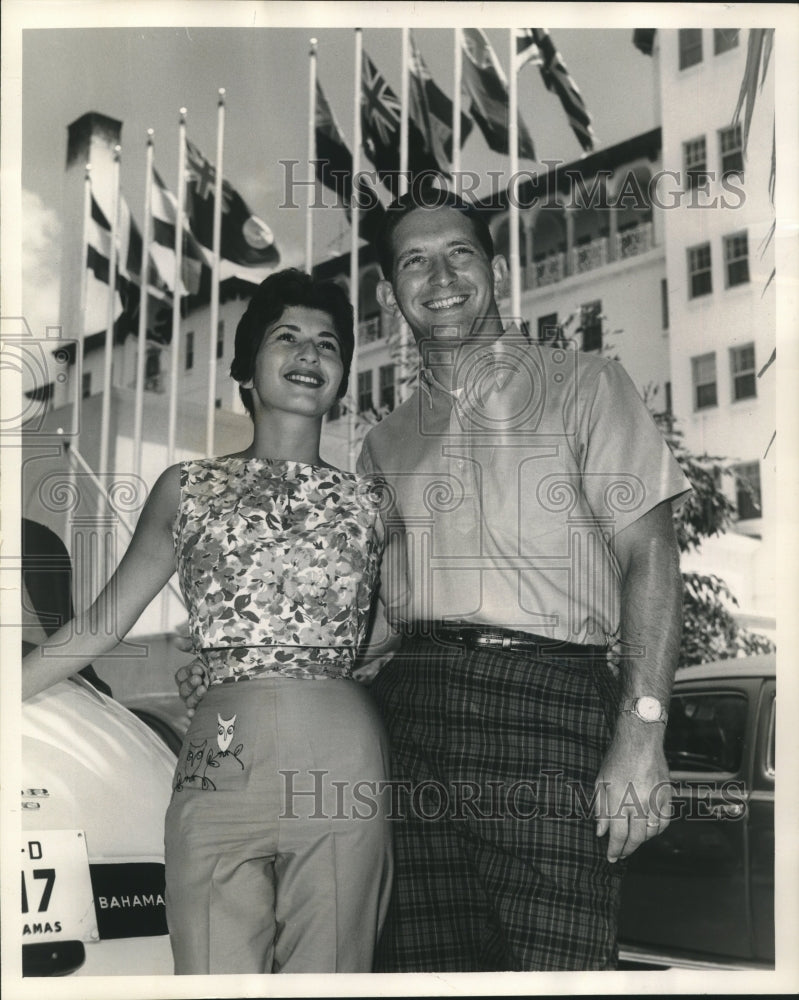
[9,3,668,347]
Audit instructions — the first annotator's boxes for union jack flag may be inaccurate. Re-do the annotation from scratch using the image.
[360,50,442,196]
[529,28,597,153]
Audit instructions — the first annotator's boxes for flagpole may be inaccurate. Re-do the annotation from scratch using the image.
[306,39,318,273]
[453,29,462,178]
[508,28,521,321]
[400,27,409,197]
[396,27,412,406]
[348,28,362,472]
[167,108,187,468]
[99,145,121,483]
[74,163,92,454]
[133,130,154,479]
[206,89,225,459]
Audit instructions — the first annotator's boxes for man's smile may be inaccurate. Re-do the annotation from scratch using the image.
[424,294,469,312]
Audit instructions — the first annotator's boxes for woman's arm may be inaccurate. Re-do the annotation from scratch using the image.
[23,464,182,700]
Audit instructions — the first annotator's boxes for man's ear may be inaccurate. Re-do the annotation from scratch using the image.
[491,255,509,299]
[377,279,400,316]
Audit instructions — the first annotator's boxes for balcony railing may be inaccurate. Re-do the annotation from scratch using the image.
[524,223,654,291]
[571,237,608,275]
[616,222,653,260]
[358,315,383,345]
[528,254,565,289]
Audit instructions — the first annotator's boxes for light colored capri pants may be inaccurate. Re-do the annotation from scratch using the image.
[164,675,393,974]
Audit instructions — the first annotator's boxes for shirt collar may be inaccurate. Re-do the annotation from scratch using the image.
[418,323,526,408]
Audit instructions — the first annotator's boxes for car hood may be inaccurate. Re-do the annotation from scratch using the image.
[22,676,175,861]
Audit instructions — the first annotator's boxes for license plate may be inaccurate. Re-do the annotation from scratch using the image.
[21,830,98,943]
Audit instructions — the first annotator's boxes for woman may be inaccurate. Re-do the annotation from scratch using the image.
[23,268,394,975]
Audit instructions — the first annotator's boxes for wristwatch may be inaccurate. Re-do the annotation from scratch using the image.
[623,696,668,724]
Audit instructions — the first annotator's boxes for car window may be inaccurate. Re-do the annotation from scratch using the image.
[665,691,748,772]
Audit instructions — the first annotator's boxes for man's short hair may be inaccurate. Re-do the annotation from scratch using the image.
[375,180,495,279]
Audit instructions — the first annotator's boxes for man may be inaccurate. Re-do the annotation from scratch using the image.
[355,184,689,972]
[179,184,689,972]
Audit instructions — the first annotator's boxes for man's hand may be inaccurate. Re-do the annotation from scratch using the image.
[594,719,673,863]
[175,661,209,716]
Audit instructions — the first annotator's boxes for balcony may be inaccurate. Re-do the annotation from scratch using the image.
[616,222,653,259]
[529,254,565,288]
[571,237,608,275]
[524,222,654,291]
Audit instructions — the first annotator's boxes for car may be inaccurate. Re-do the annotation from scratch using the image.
[123,691,192,758]
[21,674,178,976]
[617,652,775,970]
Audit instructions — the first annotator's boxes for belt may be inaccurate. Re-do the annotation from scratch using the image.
[403,622,607,660]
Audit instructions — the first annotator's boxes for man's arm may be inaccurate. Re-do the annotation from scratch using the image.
[594,499,683,862]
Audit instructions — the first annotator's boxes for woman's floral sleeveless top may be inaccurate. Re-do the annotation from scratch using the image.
[172,457,383,683]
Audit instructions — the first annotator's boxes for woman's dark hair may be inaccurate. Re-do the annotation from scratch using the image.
[231,268,355,418]
[375,180,495,279]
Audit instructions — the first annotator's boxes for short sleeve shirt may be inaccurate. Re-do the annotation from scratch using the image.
[358,332,690,646]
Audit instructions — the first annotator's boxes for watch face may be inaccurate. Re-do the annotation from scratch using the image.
[637,696,662,721]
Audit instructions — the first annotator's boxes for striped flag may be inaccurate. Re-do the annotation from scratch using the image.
[530,28,597,153]
[149,167,207,297]
[460,28,537,161]
[87,195,171,348]
[85,195,126,340]
[408,29,473,176]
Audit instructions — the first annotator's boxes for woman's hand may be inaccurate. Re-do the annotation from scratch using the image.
[352,652,395,685]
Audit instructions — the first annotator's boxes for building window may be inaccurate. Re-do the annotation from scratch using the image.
[692,352,717,410]
[215,398,222,410]
[580,301,602,353]
[683,136,707,191]
[734,461,761,520]
[719,123,744,179]
[537,312,560,343]
[217,320,224,360]
[81,371,92,399]
[358,370,374,413]
[678,28,703,70]
[185,330,194,371]
[379,363,396,411]
[661,278,670,329]
[730,343,757,401]
[714,28,739,55]
[687,243,712,298]
[724,231,750,287]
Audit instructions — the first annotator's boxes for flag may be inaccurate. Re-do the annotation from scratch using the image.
[184,138,280,283]
[360,50,442,196]
[149,167,207,297]
[515,29,543,71]
[408,29,473,176]
[86,195,171,348]
[460,28,537,161]
[315,78,386,244]
[85,195,125,339]
[530,28,597,153]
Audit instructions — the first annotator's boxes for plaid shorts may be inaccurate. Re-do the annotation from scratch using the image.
[369,633,625,972]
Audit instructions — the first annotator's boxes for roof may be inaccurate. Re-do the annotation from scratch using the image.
[674,652,776,684]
